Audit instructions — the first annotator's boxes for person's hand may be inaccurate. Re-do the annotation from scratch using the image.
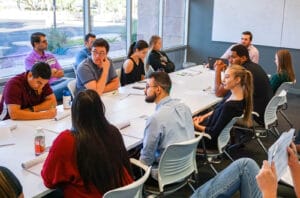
[256,160,278,198]
[214,60,227,72]
[101,57,110,71]
[288,143,299,169]
[47,108,57,118]
[51,68,58,77]
[193,115,205,124]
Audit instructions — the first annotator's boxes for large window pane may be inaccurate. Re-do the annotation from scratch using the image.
[134,0,159,43]
[162,0,186,48]
[0,0,83,79]
[90,0,126,58]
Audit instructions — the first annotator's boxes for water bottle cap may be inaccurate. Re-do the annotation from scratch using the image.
[63,89,71,96]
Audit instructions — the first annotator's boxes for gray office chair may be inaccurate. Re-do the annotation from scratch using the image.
[196,116,243,174]
[234,90,288,154]
[275,81,295,127]
[144,136,202,196]
[103,158,151,198]
[67,79,76,99]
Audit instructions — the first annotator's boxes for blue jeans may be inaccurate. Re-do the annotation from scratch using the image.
[50,77,73,102]
[191,158,262,198]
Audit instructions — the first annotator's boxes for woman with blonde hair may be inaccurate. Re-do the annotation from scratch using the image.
[148,35,175,73]
[193,64,253,148]
[270,49,296,93]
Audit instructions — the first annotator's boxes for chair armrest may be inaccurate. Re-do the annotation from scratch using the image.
[252,111,259,117]
[130,158,149,171]
[195,131,211,140]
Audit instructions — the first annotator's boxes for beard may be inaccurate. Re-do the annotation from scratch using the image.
[145,93,156,103]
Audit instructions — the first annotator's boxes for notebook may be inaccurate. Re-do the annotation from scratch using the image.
[208,57,229,70]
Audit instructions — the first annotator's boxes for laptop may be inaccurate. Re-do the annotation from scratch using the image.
[207,57,229,70]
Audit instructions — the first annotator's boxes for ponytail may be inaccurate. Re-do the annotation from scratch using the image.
[127,40,149,59]
[229,65,254,127]
[127,42,136,58]
[242,70,253,126]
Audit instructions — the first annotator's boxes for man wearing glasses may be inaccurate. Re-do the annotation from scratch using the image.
[139,72,194,179]
[25,32,69,101]
[76,38,119,96]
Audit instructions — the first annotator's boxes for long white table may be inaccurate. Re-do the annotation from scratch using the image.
[0,65,221,197]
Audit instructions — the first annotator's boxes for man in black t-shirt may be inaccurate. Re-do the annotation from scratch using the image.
[214,44,273,125]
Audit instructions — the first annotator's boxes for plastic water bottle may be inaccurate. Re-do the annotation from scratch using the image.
[63,89,72,109]
[34,127,45,156]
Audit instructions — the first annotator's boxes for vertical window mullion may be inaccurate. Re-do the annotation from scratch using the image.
[158,0,164,38]
[184,0,189,62]
[126,0,132,54]
[83,0,91,35]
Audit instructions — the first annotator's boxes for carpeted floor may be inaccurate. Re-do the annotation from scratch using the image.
[164,93,300,198]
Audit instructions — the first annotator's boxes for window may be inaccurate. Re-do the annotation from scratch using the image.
[133,0,159,43]
[0,0,83,80]
[162,0,186,48]
[0,0,188,82]
[90,0,126,58]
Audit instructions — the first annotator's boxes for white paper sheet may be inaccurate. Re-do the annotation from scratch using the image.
[268,128,295,181]
[54,111,71,121]
[0,126,15,146]
[114,120,131,130]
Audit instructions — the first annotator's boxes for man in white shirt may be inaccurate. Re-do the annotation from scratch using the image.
[221,31,259,64]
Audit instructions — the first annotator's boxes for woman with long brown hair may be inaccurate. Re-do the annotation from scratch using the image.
[42,89,133,197]
[270,49,296,93]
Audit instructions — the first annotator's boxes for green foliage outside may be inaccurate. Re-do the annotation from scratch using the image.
[47,27,68,55]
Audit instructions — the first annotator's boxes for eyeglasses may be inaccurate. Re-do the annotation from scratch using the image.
[92,50,106,56]
[145,84,158,90]
[40,40,47,43]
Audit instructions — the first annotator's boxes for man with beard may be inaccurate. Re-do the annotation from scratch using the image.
[221,31,259,64]
[139,71,194,178]
[74,33,96,70]
[25,32,71,101]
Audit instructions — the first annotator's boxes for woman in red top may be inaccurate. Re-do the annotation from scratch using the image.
[41,89,133,197]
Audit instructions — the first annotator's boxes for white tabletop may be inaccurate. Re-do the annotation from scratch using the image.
[0,125,57,198]
[0,65,222,197]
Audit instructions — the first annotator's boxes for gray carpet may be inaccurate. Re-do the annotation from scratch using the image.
[165,93,300,198]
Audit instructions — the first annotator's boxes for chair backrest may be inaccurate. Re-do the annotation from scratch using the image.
[67,79,76,99]
[218,115,243,153]
[264,90,287,128]
[72,63,78,77]
[116,68,121,79]
[275,81,294,96]
[103,164,151,198]
[275,81,294,106]
[157,136,201,192]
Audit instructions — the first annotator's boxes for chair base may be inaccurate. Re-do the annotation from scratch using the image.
[144,176,195,197]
